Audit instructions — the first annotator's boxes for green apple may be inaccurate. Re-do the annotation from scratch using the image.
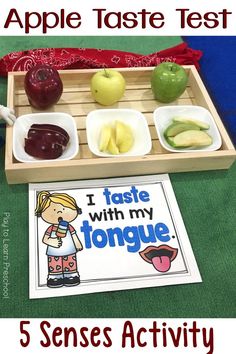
[151,62,188,103]
[90,69,126,106]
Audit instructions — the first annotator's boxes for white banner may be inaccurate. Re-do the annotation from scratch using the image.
[0,0,235,36]
[0,318,235,353]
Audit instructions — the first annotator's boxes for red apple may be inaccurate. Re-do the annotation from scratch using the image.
[24,64,63,109]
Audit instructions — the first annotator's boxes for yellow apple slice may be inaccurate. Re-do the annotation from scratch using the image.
[99,124,112,151]
[115,121,129,146]
[107,130,119,155]
[115,120,134,153]
[119,137,134,153]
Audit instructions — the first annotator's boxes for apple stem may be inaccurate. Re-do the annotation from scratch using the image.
[103,69,110,78]
[169,64,176,72]
[36,69,48,81]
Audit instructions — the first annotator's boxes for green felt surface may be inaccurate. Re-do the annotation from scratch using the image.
[0,36,236,318]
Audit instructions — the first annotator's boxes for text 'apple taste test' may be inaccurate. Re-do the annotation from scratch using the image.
[1,8,232,33]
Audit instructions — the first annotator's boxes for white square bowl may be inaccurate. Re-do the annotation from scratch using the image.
[86,109,152,157]
[13,112,79,163]
[153,105,222,153]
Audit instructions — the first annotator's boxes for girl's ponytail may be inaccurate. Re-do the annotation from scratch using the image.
[35,191,51,216]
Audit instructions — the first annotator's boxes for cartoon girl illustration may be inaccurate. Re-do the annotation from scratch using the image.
[35,191,83,288]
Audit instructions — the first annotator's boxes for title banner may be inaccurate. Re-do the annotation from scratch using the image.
[1,318,236,353]
[0,0,236,36]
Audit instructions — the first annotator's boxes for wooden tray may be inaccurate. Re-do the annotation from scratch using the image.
[5,66,236,184]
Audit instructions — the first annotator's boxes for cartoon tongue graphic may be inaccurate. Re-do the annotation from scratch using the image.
[152,256,171,272]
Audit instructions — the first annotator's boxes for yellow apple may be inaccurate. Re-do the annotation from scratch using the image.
[90,69,126,106]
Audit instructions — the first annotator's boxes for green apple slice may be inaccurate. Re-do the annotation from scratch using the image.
[172,116,210,130]
[115,120,134,153]
[164,122,200,138]
[99,124,112,151]
[168,130,213,148]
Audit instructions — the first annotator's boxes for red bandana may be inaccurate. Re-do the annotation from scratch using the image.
[0,42,202,76]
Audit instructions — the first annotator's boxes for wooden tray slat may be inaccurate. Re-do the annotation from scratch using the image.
[15,86,194,106]
[14,97,196,117]
[5,66,236,184]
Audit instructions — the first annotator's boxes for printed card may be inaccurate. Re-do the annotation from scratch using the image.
[29,174,201,298]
